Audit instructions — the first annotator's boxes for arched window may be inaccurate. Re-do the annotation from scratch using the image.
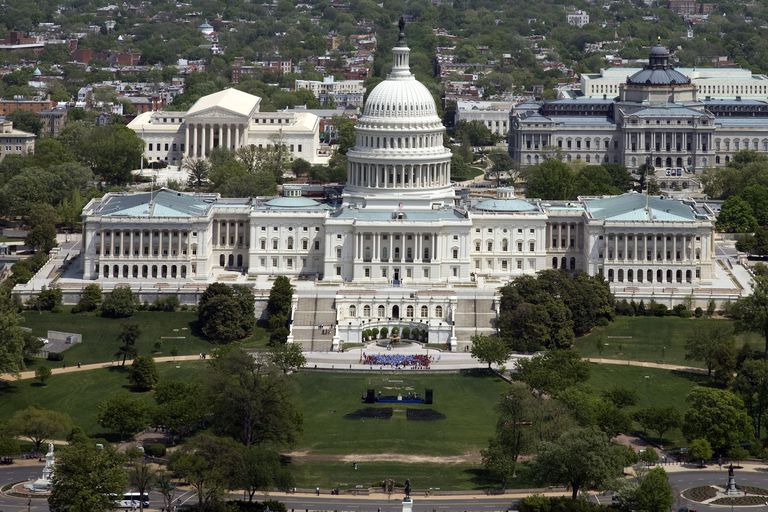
[132,265,138,278]
[228,254,234,267]
[569,257,576,271]
[302,239,308,250]
[608,269,614,282]
[220,254,225,266]
[151,265,158,278]
[420,305,428,317]
[287,237,294,250]
[161,265,168,278]
[103,265,110,277]
[552,257,558,269]
[349,305,356,317]
[406,305,414,318]
[502,239,508,251]
[142,265,148,278]
[237,254,243,267]
[435,305,443,318]
[363,305,371,317]
[377,305,385,317]
[171,265,177,278]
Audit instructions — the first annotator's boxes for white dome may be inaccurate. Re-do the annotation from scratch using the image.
[363,78,438,119]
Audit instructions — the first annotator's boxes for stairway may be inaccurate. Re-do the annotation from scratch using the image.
[453,297,496,340]
[291,295,337,351]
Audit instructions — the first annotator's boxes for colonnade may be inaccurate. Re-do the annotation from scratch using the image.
[354,232,439,263]
[546,222,583,250]
[212,220,247,248]
[347,161,450,188]
[97,229,193,259]
[604,233,704,262]
[185,122,246,158]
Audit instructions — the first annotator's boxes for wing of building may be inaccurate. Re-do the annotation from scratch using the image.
[511,45,768,174]
[127,88,327,166]
[20,36,727,351]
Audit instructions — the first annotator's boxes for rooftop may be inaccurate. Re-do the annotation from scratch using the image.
[583,193,702,222]
[93,189,215,218]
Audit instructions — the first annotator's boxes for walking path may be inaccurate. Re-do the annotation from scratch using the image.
[2,348,707,382]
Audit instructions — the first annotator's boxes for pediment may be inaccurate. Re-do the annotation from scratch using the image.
[186,106,250,120]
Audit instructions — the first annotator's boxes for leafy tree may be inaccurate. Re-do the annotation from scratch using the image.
[197,283,256,342]
[234,446,294,501]
[514,349,590,394]
[531,427,624,500]
[487,151,516,187]
[523,159,575,200]
[333,116,357,154]
[49,442,127,512]
[62,123,144,185]
[32,287,63,312]
[7,406,72,452]
[184,158,211,190]
[638,448,658,466]
[0,293,26,374]
[688,438,713,467]
[168,433,241,511]
[73,284,101,313]
[101,286,138,318]
[265,276,294,331]
[471,335,511,369]
[601,387,638,409]
[155,471,177,512]
[482,384,538,486]
[683,388,753,452]
[115,323,140,366]
[128,461,155,512]
[633,406,681,444]
[733,359,768,439]
[731,274,768,358]
[634,467,674,512]
[152,381,205,443]
[96,394,149,440]
[454,120,497,146]
[717,196,758,233]
[205,347,302,446]
[741,184,768,226]
[268,342,306,374]
[8,110,43,136]
[684,323,736,377]
[35,365,52,385]
[0,435,20,458]
[129,355,159,390]
[736,227,768,256]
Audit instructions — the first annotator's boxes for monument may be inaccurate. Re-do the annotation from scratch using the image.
[24,443,55,493]
[724,464,739,496]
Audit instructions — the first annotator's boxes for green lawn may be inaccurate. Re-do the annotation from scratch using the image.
[575,316,762,367]
[0,361,207,436]
[22,309,268,366]
[584,363,711,447]
[292,371,507,456]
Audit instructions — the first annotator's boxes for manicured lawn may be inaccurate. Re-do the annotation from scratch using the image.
[292,371,508,456]
[0,361,207,436]
[22,309,268,366]
[575,316,761,367]
[584,363,711,447]
[288,460,534,491]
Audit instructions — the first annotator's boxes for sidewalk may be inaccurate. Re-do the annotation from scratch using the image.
[583,357,706,375]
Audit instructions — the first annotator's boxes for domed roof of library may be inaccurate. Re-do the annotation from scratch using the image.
[363,79,438,119]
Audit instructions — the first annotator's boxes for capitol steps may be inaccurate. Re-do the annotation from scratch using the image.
[291,296,336,351]
[453,298,496,339]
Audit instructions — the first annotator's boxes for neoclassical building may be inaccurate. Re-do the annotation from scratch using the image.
[127,88,327,166]
[75,33,717,349]
[510,45,768,173]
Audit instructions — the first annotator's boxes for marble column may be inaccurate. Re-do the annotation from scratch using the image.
[185,125,190,157]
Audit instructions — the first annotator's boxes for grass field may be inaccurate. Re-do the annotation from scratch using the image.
[584,363,710,447]
[575,316,762,367]
[22,309,268,367]
[0,361,207,435]
[292,371,507,456]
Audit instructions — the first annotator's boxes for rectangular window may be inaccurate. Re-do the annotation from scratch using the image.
[272,257,278,267]
[364,267,370,277]
[298,144,302,152]
[382,268,387,277]
[164,143,169,151]
[336,266,341,276]
[529,242,535,252]
[423,268,429,278]
[517,259,523,269]
[502,260,508,270]
[314,240,320,250]
[148,143,153,151]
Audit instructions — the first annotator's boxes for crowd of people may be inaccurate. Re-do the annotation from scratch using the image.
[363,354,431,368]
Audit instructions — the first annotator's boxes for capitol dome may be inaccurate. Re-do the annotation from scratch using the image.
[342,19,454,210]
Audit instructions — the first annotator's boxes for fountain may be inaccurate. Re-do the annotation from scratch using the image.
[24,443,55,493]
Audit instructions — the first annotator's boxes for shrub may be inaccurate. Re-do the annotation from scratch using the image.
[152,295,180,312]
[694,307,703,318]
[401,327,411,339]
[380,327,388,339]
[101,286,138,318]
[391,326,399,337]
[143,443,166,457]
[371,327,379,339]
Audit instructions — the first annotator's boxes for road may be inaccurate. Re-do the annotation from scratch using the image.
[0,465,51,511]
[669,470,768,511]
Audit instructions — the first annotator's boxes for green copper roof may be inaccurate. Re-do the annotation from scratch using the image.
[584,193,697,222]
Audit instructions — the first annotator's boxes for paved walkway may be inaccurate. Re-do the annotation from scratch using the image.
[583,357,706,374]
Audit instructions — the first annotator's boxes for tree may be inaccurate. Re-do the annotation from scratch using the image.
[73,283,102,313]
[717,196,758,233]
[63,124,144,185]
[129,355,159,390]
[265,275,293,331]
[736,227,768,256]
[184,158,211,190]
[205,347,302,446]
[169,433,241,511]
[49,442,127,512]
[155,471,177,512]
[115,323,140,366]
[96,394,149,440]
[471,335,511,369]
[128,461,155,512]
[487,151,515,187]
[152,381,205,443]
[0,435,20,458]
[0,293,25,375]
[523,159,575,200]
[268,342,306,374]
[101,286,138,318]
[482,384,537,486]
[234,446,294,501]
[731,274,768,358]
[8,110,43,136]
[733,359,768,439]
[633,406,681,444]
[514,350,590,394]
[601,387,638,409]
[197,283,256,342]
[634,467,674,512]
[683,388,753,452]
[689,438,713,467]
[454,120,496,146]
[333,116,357,154]
[35,365,52,385]
[684,323,736,377]
[531,427,624,500]
[7,406,72,452]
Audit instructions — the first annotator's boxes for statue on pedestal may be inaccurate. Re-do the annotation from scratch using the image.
[724,463,739,495]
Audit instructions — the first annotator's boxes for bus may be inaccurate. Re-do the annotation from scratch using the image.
[114,492,150,509]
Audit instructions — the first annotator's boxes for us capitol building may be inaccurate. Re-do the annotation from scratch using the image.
[31,30,721,350]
